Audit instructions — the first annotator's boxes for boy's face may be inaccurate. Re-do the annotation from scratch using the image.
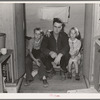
[34,30,41,40]
[53,22,62,35]
[70,29,77,39]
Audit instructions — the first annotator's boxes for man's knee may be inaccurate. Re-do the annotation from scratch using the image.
[61,55,69,65]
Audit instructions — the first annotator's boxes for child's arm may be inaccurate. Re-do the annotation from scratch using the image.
[70,50,75,56]
[29,49,36,61]
[73,50,79,57]
[73,40,81,57]
[70,50,79,58]
[28,39,40,66]
[29,50,40,66]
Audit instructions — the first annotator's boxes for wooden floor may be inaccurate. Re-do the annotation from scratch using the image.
[19,71,86,93]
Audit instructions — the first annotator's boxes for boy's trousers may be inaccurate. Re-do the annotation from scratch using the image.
[25,49,46,81]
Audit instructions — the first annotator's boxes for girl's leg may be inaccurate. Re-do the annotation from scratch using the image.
[74,60,80,80]
[68,59,73,72]
[74,61,78,74]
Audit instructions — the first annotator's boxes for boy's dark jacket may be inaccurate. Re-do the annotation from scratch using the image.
[41,31,70,56]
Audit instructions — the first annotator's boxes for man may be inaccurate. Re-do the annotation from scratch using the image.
[41,18,70,80]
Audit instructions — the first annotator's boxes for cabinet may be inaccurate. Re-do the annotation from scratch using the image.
[94,43,100,91]
[0,50,14,92]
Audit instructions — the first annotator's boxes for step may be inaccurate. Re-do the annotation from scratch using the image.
[4,77,23,93]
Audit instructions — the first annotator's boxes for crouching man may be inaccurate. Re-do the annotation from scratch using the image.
[41,18,70,80]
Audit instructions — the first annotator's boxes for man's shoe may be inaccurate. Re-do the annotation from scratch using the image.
[67,72,72,79]
[52,69,56,76]
[75,73,80,80]
[43,79,49,88]
[47,69,56,79]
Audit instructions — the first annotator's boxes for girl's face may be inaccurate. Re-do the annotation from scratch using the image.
[70,29,77,39]
[34,30,41,40]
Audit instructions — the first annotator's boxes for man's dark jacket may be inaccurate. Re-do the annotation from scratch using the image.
[41,31,70,56]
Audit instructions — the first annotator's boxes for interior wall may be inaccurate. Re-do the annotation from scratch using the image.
[0,4,15,50]
[0,4,25,80]
[25,3,85,38]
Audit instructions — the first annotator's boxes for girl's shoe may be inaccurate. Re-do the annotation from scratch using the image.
[75,73,80,80]
[43,79,49,88]
[67,72,72,79]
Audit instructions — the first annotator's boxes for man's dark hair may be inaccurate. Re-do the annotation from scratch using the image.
[53,18,65,32]
[53,18,63,25]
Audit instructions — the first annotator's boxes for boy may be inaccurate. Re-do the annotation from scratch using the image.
[25,27,48,87]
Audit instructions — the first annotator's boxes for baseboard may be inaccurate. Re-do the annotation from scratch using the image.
[83,75,90,88]
[5,77,23,93]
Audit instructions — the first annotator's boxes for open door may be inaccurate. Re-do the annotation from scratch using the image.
[83,4,94,87]
[14,4,26,79]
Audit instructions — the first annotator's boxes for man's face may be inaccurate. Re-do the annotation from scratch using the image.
[53,22,62,35]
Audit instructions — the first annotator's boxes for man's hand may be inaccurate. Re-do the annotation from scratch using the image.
[45,30,52,37]
[49,51,57,59]
[54,53,63,65]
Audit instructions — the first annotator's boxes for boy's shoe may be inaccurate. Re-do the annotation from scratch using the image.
[24,81,30,86]
[24,79,34,86]
[43,79,49,88]
[67,72,72,79]
[75,73,80,80]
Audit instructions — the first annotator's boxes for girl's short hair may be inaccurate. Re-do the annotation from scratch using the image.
[68,27,80,38]
[34,27,44,36]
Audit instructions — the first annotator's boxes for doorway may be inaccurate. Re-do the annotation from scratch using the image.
[19,3,88,93]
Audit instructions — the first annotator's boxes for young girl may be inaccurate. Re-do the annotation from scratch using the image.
[25,27,48,87]
[67,27,81,80]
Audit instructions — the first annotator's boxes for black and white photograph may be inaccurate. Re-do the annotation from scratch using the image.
[0,1,100,98]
